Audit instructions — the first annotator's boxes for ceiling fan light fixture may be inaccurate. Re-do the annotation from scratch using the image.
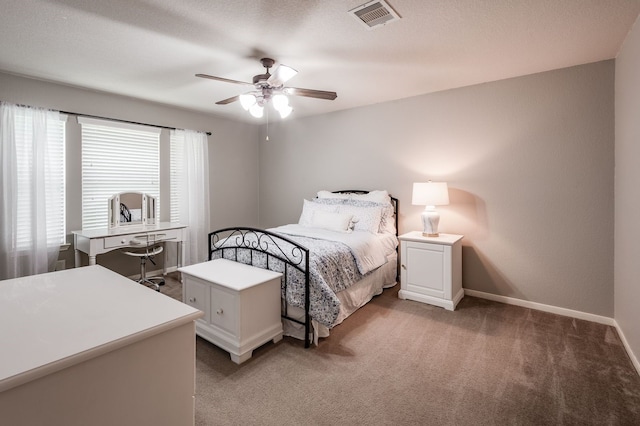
[249,103,264,118]
[272,94,289,110]
[278,105,293,119]
[239,93,256,110]
[198,56,337,120]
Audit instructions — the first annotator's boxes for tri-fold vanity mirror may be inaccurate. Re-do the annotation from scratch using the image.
[108,192,156,228]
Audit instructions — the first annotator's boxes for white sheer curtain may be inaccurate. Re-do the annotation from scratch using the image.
[171,129,210,265]
[0,103,62,279]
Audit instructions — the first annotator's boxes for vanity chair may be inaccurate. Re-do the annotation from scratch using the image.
[124,242,165,291]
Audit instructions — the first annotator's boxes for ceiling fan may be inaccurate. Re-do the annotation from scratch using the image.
[196,58,337,118]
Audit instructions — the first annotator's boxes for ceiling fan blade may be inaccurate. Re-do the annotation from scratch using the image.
[267,65,298,87]
[196,73,254,87]
[215,95,240,105]
[284,87,337,101]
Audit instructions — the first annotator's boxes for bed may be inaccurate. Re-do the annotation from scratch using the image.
[208,190,399,348]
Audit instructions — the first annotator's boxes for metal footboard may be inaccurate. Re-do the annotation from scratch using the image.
[208,227,312,348]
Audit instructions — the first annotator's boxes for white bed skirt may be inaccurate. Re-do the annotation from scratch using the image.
[283,252,398,344]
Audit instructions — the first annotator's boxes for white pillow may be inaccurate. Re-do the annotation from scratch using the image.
[298,199,339,226]
[310,210,354,233]
[353,190,391,204]
[336,204,383,234]
[313,198,396,234]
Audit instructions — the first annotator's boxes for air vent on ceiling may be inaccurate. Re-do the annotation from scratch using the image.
[349,0,401,30]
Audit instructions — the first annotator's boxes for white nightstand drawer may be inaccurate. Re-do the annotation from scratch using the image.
[208,285,238,335]
[184,278,208,318]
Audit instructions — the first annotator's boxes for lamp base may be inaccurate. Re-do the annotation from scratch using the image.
[421,208,440,237]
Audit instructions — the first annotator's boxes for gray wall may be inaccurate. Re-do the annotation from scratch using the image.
[259,61,615,317]
[0,61,620,321]
[0,72,260,274]
[615,16,640,365]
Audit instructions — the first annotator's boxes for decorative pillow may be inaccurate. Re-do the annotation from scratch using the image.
[298,199,338,226]
[313,198,396,234]
[310,210,354,233]
[335,204,383,234]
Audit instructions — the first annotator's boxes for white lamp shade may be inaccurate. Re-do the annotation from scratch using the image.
[412,182,450,206]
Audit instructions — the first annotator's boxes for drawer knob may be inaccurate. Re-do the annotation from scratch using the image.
[216,308,224,315]
[401,264,406,269]
[189,297,196,303]
[121,239,126,244]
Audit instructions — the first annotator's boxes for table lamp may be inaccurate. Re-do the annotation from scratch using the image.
[412,181,450,237]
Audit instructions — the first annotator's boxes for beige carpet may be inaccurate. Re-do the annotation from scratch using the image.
[161,274,640,425]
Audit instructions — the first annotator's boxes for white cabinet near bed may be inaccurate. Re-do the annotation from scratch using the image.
[180,259,283,364]
[398,232,464,311]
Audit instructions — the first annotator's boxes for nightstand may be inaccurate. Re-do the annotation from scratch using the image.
[398,231,463,311]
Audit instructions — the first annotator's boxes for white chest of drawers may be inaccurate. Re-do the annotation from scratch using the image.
[179,259,283,364]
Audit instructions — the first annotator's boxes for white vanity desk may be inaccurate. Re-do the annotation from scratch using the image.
[72,222,187,269]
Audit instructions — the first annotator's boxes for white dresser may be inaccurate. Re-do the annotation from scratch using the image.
[398,232,464,311]
[0,265,203,426]
[180,259,283,364]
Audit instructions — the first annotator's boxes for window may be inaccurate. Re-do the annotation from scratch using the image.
[79,117,160,230]
[13,110,66,248]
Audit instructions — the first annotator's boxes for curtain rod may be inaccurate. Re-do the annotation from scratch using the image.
[58,110,212,136]
[4,101,212,135]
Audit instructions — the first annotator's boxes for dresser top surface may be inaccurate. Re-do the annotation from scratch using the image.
[0,265,201,391]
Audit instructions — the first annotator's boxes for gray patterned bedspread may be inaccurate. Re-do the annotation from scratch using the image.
[211,228,372,328]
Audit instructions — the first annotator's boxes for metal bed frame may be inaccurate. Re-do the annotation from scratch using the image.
[207,190,399,348]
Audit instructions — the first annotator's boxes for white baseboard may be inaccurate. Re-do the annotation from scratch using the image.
[464,288,615,326]
[613,320,640,376]
[464,289,640,376]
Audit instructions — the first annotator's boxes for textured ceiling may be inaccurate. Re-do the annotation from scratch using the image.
[1,0,639,123]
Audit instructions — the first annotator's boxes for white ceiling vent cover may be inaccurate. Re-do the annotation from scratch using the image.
[349,0,401,30]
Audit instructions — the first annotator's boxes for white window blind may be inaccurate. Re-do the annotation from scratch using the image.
[169,131,184,223]
[79,117,160,230]
[14,113,66,248]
